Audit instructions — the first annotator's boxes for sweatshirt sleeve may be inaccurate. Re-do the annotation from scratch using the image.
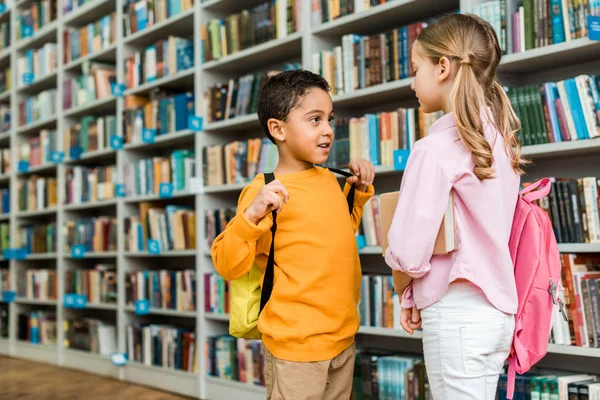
[384,144,454,278]
[211,178,273,281]
[344,183,375,232]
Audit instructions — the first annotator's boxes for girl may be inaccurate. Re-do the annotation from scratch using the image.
[384,13,527,399]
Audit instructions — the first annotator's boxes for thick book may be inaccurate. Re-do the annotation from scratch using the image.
[379,190,457,257]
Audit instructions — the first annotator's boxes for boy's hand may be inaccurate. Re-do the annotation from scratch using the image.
[244,180,290,225]
[400,306,422,335]
[347,159,375,192]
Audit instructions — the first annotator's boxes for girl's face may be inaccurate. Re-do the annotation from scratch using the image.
[410,42,450,114]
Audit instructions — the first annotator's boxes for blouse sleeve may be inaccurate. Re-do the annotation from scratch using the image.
[384,143,454,278]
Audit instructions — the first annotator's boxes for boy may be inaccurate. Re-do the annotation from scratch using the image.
[211,70,375,400]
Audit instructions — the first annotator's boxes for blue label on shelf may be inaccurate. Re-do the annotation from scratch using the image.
[115,184,126,198]
[13,248,28,260]
[18,160,29,173]
[2,290,16,303]
[22,25,33,38]
[64,293,76,308]
[50,151,64,164]
[188,116,203,131]
[0,4,6,13]
[393,149,411,171]
[110,83,125,97]
[71,245,86,259]
[158,183,173,198]
[147,76,156,83]
[142,128,156,143]
[110,135,123,150]
[135,299,150,315]
[356,235,367,250]
[589,16,600,41]
[110,352,128,366]
[147,239,161,255]
[2,249,12,259]
[75,294,87,309]
[22,73,34,85]
[69,146,83,160]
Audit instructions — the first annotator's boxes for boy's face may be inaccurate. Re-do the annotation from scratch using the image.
[279,88,334,166]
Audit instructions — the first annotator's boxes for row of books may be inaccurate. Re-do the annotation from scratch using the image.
[17,176,58,212]
[206,335,265,386]
[16,0,57,42]
[204,272,230,315]
[65,165,116,205]
[123,150,196,197]
[125,203,196,252]
[122,92,194,144]
[202,138,278,187]
[17,129,58,168]
[63,12,117,64]
[64,217,117,253]
[311,0,392,26]
[0,66,10,93]
[0,304,7,339]
[497,372,600,400]
[126,323,197,372]
[65,265,117,305]
[360,274,400,330]
[201,0,300,63]
[18,89,56,126]
[17,45,57,89]
[313,21,429,95]
[19,269,58,300]
[65,115,117,158]
[123,0,193,37]
[507,75,600,146]
[359,196,381,248]
[125,269,196,311]
[63,62,116,111]
[205,207,235,249]
[62,0,94,16]
[0,104,9,133]
[0,148,10,175]
[0,189,9,214]
[472,1,508,54]
[64,318,117,356]
[17,223,57,254]
[0,21,9,52]
[18,311,56,345]
[125,36,193,89]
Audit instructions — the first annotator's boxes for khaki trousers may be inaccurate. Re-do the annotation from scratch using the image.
[263,343,356,400]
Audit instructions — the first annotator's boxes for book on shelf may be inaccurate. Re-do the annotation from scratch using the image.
[203,138,278,187]
[17,44,57,88]
[311,0,385,25]
[65,115,117,157]
[18,312,56,345]
[0,222,8,250]
[18,89,57,126]
[122,91,194,144]
[64,217,118,253]
[204,272,230,315]
[0,148,10,175]
[17,129,58,168]
[62,0,96,16]
[63,12,117,64]
[0,21,9,52]
[17,176,58,212]
[125,202,196,252]
[206,335,265,386]
[65,165,116,205]
[64,318,118,356]
[17,223,57,254]
[0,304,8,339]
[507,75,600,147]
[0,190,8,214]
[65,265,117,305]
[0,104,10,133]
[125,269,196,311]
[125,36,193,88]
[497,373,600,400]
[360,274,401,330]
[0,66,10,93]
[19,269,57,300]
[127,323,196,372]
[16,0,58,41]
[205,207,236,249]
[122,0,194,37]
[0,269,9,291]
[471,1,508,54]
[202,66,300,124]
[201,0,300,63]
[63,62,116,110]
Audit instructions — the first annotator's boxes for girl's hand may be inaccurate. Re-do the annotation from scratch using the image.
[244,180,290,225]
[400,306,422,335]
[347,159,375,192]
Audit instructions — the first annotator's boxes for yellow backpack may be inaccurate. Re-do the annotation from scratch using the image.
[228,170,355,339]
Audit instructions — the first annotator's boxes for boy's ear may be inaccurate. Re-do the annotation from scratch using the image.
[438,56,452,83]
[268,118,285,142]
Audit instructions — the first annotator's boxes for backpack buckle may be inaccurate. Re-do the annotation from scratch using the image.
[548,278,558,305]
[557,297,568,322]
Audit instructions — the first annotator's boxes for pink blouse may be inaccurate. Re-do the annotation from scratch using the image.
[384,110,520,314]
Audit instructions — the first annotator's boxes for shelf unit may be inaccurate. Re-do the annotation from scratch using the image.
[0,1,597,400]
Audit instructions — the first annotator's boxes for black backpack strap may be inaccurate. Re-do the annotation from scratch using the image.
[328,167,355,215]
[259,172,277,314]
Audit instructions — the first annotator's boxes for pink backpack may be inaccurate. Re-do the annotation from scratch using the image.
[506,177,565,399]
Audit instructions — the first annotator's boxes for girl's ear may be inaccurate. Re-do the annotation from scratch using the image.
[438,56,452,83]
[268,118,285,142]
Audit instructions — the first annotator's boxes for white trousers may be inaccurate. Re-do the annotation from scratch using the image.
[421,281,515,400]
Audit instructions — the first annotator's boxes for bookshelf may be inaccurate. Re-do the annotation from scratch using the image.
[0,0,597,399]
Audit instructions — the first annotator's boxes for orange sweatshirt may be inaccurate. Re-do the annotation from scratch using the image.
[211,166,374,362]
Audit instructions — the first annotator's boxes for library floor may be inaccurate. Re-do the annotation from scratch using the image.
[0,356,192,399]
